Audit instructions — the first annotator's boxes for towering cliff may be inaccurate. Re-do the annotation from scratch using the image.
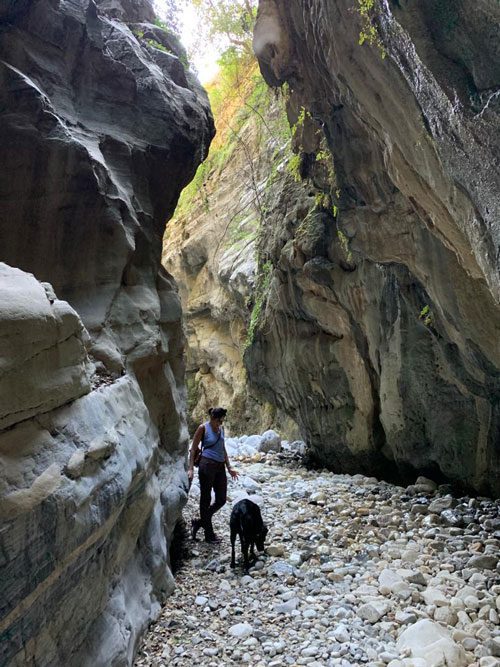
[249,0,500,494]
[163,58,299,438]
[0,1,213,664]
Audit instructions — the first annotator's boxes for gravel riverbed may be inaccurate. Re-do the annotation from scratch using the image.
[135,453,500,667]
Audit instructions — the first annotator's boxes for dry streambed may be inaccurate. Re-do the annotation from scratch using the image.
[135,453,500,667]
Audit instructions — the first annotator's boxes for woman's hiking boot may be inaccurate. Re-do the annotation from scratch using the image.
[204,532,221,544]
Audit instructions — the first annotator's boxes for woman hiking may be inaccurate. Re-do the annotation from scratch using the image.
[188,407,239,543]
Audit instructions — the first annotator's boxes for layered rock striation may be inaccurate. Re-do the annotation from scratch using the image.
[250,0,500,494]
[0,1,213,664]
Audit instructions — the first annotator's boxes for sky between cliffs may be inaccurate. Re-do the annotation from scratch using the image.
[156,1,220,84]
[181,4,220,83]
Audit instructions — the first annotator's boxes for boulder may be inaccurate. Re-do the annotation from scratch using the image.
[259,429,282,453]
[396,619,468,666]
[0,264,92,430]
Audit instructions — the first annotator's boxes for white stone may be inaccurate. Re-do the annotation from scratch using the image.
[479,659,500,667]
[415,476,438,491]
[87,431,118,461]
[464,595,480,609]
[434,606,458,626]
[239,475,261,492]
[245,435,263,450]
[358,600,390,623]
[228,623,254,639]
[401,549,419,563]
[422,588,449,607]
[379,568,403,593]
[195,596,208,606]
[274,598,300,614]
[65,450,86,479]
[333,624,350,643]
[467,555,498,570]
[289,552,303,566]
[396,619,468,666]
[267,544,286,557]
[259,429,281,453]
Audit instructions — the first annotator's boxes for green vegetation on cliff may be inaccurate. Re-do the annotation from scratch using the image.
[175,48,289,221]
[190,0,257,56]
[357,0,386,58]
[245,260,272,349]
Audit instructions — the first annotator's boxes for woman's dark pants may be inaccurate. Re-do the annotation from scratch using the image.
[198,458,227,539]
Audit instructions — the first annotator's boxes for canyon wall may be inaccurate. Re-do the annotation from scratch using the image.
[0,0,213,664]
[162,63,299,439]
[249,0,500,494]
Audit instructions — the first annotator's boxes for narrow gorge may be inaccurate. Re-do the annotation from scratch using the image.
[0,0,499,665]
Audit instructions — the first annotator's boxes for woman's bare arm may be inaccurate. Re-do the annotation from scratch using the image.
[224,444,239,479]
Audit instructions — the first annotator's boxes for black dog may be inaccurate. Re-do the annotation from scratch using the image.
[230,498,268,573]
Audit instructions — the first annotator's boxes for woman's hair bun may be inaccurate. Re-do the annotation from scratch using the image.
[209,406,227,419]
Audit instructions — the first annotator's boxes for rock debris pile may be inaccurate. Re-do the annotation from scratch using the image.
[136,452,500,667]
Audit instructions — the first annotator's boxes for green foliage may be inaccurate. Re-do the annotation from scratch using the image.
[287,153,302,182]
[154,17,169,31]
[315,150,330,162]
[175,50,278,218]
[189,0,257,56]
[172,3,293,263]
[419,304,433,327]
[281,81,290,97]
[245,261,272,348]
[314,192,330,209]
[315,148,335,182]
[147,38,169,52]
[186,374,201,417]
[247,73,270,113]
[177,161,210,216]
[291,106,312,138]
[230,226,256,244]
[337,230,353,263]
[226,212,258,247]
[357,0,386,59]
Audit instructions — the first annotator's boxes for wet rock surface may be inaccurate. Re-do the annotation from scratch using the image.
[136,454,500,666]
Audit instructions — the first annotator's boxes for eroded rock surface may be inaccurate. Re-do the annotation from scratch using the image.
[249,0,500,495]
[0,0,213,664]
[162,64,298,438]
[0,264,92,430]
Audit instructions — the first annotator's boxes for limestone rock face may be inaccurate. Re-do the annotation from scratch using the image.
[251,0,500,494]
[0,264,92,430]
[0,1,213,664]
[163,67,298,438]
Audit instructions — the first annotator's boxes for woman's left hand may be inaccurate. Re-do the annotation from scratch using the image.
[229,468,239,480]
